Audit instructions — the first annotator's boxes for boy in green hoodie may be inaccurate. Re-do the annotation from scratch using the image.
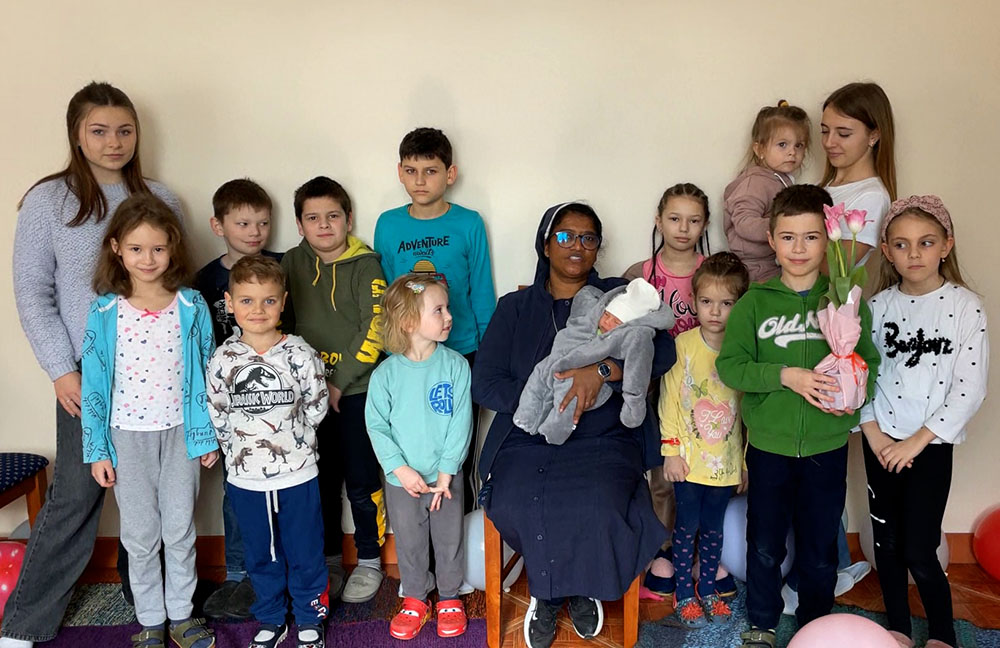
[716,185,880,648]
[282,176,388,604]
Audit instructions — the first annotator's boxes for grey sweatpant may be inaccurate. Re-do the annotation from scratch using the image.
[112,426,201,626]
[385,471,465,600]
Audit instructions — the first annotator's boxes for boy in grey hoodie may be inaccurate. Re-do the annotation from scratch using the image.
[206,256,331,648]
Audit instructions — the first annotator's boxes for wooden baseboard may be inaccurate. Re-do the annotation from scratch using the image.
[82,533,400,582]
[69,532,975,583]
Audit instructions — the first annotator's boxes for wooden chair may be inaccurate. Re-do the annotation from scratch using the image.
[0,453,49,528]
[484,511,640,648]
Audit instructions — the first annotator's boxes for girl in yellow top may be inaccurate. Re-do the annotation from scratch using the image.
[659,252,749,628]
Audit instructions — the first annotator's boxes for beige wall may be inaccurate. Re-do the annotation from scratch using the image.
[1,1,998,538]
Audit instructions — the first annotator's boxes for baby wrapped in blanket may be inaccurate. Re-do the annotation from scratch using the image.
[514,278,674,444]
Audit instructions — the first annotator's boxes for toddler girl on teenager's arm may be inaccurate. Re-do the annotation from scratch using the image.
[660,253,750,629]
[365,274,473,641]
[82,194,217,648]
[723,101,810,282]
[860,196,987,648]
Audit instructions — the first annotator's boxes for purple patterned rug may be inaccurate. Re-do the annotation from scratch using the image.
[39,618,486,647]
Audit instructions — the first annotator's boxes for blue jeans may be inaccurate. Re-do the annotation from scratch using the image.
[1,404,107,642]
[221,461,247,580]
[746,444,847,631]
[785,518,851,591]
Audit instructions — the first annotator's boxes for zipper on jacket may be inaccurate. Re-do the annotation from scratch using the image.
[796,293,806,458]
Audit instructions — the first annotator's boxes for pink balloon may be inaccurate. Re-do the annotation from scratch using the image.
[788,613,898,648]
[0,541,26,621]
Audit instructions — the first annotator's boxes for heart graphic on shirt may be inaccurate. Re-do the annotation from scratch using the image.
[693,398,734,446]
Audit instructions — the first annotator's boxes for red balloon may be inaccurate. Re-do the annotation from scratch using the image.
[0,541,26,621]
[974,507,1000,581]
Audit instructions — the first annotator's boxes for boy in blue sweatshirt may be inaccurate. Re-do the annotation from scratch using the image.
[374,127,496,513]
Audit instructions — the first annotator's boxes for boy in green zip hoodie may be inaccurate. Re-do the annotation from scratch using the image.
[282,176,389,604]
[716,185,880,648]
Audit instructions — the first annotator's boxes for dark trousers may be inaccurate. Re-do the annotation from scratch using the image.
[672,481,733,599]
[863,437,955,645]
[1,405,107,641]
[227,479,329,625]
[461,351,480,514]
[316,391,386,561]
[746,444,847,631]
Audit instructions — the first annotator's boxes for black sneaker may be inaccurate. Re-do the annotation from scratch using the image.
[225,579,255,618]
[567,595,603,639]
[203,580,240,619]
[523,596,560,648]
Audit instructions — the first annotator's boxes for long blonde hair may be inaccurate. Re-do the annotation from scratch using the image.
[874,208,966,293]
[380,273,449,354]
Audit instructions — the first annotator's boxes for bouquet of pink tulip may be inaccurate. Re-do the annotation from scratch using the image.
[815,203,870,411]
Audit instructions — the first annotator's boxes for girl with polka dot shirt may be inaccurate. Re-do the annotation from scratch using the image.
[81,193,218,648]
[859,195,988,648]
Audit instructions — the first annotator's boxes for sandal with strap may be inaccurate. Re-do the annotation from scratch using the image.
[132,627,166,648]
[739,628,776,648]
[248,623,288,648]
[168,617,215,648]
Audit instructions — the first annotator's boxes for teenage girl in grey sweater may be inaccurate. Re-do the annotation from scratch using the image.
[2,82,183,648]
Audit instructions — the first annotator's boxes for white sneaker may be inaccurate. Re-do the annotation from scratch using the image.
[835,561,872,596]
[781,583,798,615]
[457,580,476,595]
[0,639,35,648]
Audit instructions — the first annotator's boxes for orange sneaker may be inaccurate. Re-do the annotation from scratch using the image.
[436,599,468,638]
[389,597,431,640]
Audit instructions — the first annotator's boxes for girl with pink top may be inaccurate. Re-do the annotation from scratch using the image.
[723,101,811,282]
[623,183,713,599]
[623,183,709,337]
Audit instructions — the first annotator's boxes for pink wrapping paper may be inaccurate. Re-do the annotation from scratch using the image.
[815,285,869,411]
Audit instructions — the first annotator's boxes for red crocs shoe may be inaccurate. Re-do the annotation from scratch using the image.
[390,597,431,640]
[436,599,468,638]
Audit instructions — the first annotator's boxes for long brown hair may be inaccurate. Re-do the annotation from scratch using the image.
[646,183,711,287]
[821,82,897,200]
[873,208,966,293]
[19,81,152,226]
[93,194,193,297]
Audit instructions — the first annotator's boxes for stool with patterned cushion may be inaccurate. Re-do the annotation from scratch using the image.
[0,453,49,528]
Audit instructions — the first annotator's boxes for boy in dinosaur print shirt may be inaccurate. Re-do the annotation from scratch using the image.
[206,255,332,648]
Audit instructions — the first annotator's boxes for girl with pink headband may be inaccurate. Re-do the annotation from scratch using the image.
[860,195,988,648]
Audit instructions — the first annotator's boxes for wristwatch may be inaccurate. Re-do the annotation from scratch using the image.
[597,361,612,381]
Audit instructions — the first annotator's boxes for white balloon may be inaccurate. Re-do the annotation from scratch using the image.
[463,509,524,591]
[720,495,795,581]
[858,514,948,585]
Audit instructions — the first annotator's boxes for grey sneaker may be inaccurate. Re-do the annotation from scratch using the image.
[327,563,346,601]
[835,560,872,596]
[341,565,384,603]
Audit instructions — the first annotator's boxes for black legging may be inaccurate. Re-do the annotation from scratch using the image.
[863,437,955,645]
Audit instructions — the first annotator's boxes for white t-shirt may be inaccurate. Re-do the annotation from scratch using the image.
[111,295,184,431]
[826,177,891,264]
[859,282,989,444]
